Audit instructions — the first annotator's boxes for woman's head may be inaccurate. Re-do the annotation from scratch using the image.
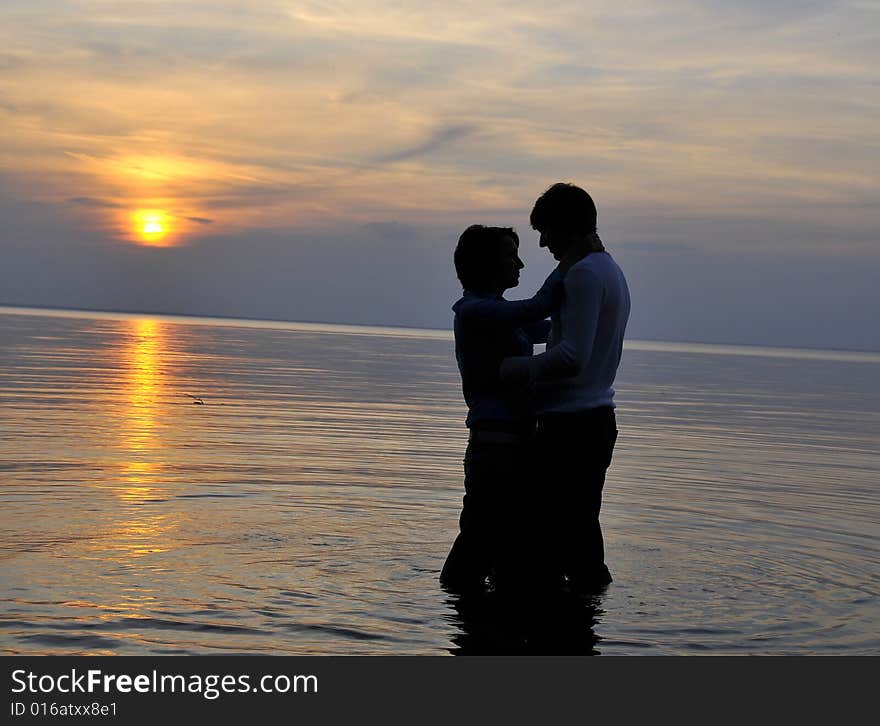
[454,225,523,292]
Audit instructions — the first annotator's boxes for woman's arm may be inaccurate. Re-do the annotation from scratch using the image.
[521,319,552,344]
[456,267,564,329]
[499,264,602,383]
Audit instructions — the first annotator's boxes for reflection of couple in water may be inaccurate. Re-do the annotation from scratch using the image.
[441,183,630,609]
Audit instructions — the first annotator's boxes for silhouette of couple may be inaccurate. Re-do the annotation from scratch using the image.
[441,183,630,597]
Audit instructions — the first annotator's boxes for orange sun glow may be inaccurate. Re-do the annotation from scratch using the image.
[133,210,171,245]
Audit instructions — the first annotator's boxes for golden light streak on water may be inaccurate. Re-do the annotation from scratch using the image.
[119,318,163,486]
[109,512,175,559]
[115,319,174,513]
[96,319,181,618]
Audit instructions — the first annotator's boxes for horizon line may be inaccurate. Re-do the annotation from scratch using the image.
[2,303,879,364]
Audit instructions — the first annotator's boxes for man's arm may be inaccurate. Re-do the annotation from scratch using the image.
[456,268,563,329]
[500,264,602,383]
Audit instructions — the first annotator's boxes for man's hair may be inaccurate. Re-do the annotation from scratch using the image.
[530,182,597,235]
[454,225,518,291]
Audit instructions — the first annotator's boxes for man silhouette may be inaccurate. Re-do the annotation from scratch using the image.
[501,183,630,591]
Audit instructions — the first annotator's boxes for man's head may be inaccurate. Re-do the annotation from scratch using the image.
[530,183,598,260]
[454,225,523,293]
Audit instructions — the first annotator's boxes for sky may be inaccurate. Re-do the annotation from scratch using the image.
[2,0,878,350]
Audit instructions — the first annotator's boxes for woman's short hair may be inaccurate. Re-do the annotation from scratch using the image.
[454,225,518,291]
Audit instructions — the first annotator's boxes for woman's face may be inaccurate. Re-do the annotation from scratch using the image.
[492,235,524,291]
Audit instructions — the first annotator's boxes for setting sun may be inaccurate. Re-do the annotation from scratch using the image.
[133,210,171,245]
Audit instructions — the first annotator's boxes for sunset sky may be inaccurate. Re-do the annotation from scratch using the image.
[2,1,878,350]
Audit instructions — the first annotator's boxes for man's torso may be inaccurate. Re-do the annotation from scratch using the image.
[538,252,630,415]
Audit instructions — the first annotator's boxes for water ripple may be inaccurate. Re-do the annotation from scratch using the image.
[1,309,877,654]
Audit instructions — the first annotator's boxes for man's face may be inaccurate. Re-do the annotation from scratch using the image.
[538,228,573,261]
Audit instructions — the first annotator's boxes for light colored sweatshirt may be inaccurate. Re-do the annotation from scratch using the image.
[500,251,630,414]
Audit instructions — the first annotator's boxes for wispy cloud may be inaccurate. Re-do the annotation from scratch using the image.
[0,0,877,248]
[376,125,475,163]
[68,196,122,208]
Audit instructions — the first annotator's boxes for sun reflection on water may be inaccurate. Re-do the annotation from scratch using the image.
[105,320,182,577]
[118,318,166,503]
[111,512,176,558]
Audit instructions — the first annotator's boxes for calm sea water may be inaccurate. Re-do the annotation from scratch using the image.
[1,307,878,655]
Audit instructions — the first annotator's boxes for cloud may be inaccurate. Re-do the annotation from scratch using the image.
[1,1,878,348]
[68,196,122,209]
[375,125,475,163]
[3,212,879,351]
[6,1,875,228]
[361,221,420,240]
[0,53,27,72]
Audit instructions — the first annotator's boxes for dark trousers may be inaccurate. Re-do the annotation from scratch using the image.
[534,407,618,584]
[440,439,525,591]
